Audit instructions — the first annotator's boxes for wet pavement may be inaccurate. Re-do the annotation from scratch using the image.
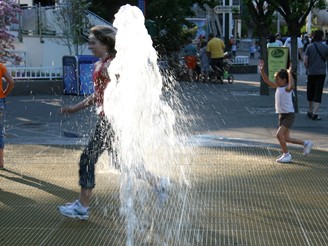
[1,71,328,245]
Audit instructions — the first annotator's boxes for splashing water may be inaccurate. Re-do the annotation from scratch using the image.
[104,4,193,246]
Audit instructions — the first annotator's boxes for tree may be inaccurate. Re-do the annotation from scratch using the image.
[0,0,21,64]
[243,0,277,95]
[89,0,136,23]
[146,0,197,55]
[89,0,199,56]
[52,0,91,55]
[266,0,327,111]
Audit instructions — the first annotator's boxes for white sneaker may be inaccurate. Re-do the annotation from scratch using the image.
[276,153,292,163]
[303,140,313,155]
[58,200,89,220]
[276,154,283,162]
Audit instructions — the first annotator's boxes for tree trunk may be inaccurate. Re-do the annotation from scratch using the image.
[259,32,269,95]
[290,34,301,113]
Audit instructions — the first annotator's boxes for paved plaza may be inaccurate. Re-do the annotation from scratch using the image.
[1,71,328,245]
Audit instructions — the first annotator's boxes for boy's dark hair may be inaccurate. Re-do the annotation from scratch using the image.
[268,34,276,43]
[313,30,324,42]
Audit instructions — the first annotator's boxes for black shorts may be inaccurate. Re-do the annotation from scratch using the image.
[307,74,326,103]
[278,113,295,128]
[210,57,224,76]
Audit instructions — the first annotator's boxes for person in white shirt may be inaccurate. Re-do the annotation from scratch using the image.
[258,60,313,163]
[284,36,305,74]
[284,36,304,57]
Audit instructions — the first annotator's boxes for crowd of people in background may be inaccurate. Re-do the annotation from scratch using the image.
[181,33,226,83]
[177,29,328,127]
[173,29,328,163]
[177,30,328,85]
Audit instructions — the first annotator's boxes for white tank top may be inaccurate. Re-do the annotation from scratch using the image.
[275,86,295,113]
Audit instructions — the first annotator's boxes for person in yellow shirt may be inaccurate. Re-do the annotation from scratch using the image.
[0,63,15,170]
[207,33,225,83]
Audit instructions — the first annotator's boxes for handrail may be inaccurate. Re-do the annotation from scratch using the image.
[81,10,113,40]
[231,56,249,65]
[84,10,113,26]
[7,66,62,80]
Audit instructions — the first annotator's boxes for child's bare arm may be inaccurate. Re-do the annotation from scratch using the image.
[286,65,294,92]
[3,71,15,96]
[60,94,95,114]
[258,60,277,88]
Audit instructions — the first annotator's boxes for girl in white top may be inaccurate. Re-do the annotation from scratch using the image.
[258,60,313,163]
[275,85,294,114]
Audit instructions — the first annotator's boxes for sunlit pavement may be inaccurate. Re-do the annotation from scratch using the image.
[1,71,328,245]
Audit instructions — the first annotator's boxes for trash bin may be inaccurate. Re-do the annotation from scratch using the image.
[62,55,99,95]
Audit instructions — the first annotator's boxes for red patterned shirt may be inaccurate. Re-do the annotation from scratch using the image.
[93,56,112,116]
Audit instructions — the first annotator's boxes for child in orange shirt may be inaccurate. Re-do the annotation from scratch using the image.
[0,63,15,169]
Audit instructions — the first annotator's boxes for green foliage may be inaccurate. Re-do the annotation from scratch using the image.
[267,0,327,34]
[89,0,198,54]
[89,0,137,23]
[53,0,91,55]
[146,0,197,54]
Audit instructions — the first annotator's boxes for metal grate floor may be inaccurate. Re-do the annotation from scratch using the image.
[1,145,328,245]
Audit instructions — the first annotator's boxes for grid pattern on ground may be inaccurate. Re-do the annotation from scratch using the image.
[1,145,328,245]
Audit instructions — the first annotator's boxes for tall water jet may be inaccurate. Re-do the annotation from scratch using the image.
[104,4,194,245]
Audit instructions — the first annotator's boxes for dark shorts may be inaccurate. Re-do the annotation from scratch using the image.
[210,57,224,77]
[278,113,295,128]
[307,74,326,103]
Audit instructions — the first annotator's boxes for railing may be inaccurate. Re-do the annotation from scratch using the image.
[231,56,249,65]
[7,66,62,80]
[81,10,113,39]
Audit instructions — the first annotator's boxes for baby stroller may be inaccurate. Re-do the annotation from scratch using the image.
[209,52,234,84]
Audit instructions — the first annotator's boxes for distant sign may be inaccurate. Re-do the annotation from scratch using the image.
[268,47,289,82]
[214,5,240,14]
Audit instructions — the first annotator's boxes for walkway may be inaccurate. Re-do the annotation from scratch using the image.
[1,72,328,245]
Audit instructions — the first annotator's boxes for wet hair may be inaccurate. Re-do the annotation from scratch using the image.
[312,30,324,42]
[89,25,117,56]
